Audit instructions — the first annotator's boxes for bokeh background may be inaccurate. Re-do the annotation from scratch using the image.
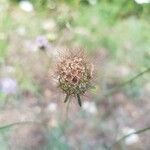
[0,0,150,150]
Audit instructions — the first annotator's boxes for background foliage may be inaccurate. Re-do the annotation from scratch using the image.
[0,0,150,149]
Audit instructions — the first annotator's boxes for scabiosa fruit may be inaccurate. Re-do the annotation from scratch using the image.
[55,49,94,107]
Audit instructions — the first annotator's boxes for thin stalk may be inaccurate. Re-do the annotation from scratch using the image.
[65,97,71,122]
[110,126,150,150]
[0,121,40,131]
[101,67,150,99]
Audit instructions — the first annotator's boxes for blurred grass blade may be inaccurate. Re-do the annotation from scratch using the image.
[0,121,39,131]
[110,126,150,150]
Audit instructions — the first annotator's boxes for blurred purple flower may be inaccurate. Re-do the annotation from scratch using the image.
[36,36,49,50]
[0,78,17,94]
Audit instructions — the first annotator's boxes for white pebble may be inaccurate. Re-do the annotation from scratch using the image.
[122,127,139,145]
[47,103,57,112]
[19,0,33,12]
[83,101,97,114]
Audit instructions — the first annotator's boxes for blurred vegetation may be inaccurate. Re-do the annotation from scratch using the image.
[0,0,148,105]
[0,0,150,149]
[10,0,150,17]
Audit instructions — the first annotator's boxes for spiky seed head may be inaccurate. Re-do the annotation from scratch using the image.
[55,49,94,96]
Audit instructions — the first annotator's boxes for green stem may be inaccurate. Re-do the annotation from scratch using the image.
[101,67,150,99]
[65,97,71,122]
[110,126,150,150]
[0,121,40,131]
